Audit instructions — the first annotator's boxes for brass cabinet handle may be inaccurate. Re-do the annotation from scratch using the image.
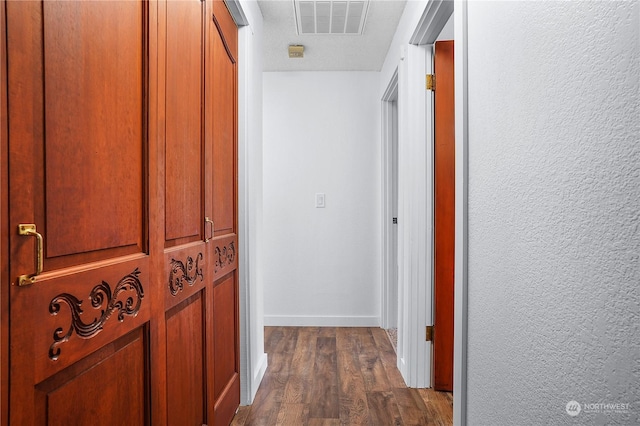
[204,217,214,243]
[17,223,43,286]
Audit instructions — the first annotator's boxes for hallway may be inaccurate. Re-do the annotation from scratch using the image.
[1,0,637,424]
[232,327,453,425]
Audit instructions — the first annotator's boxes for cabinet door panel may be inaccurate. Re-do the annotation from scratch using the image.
[161,1,210,423]
[35,328,148,426]
[166,292,207,425]
[164,0,204,244]
[213,273,238,399]
[211,2,237,237]
[43,0,144,259]
[6,2,152,423]
[209,3,240,424]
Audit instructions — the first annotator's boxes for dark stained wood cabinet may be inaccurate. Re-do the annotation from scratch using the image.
[1,0,240,424]
[163,0,210,423]
[209,2,241,423]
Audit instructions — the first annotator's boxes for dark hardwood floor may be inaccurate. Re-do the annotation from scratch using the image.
[231,327,453,425]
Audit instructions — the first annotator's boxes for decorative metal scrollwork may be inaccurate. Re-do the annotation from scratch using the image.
[48,268,144,361]
[169,253,204,296]
[214,242,236,272]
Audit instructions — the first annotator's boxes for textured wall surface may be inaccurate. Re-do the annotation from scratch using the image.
[466,1,639,425]
[262,71,381,326]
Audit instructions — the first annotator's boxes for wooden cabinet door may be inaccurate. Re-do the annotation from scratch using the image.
[161,0,239,424]
[208,2,240,425]
[160,0,214,424]
[4,1,239,424]
[6,1,153,423]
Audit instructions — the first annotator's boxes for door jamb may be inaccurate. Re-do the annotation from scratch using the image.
[453,2,469,424]
[393,41,432,387]
[380,69,398,330]
[404,1,469,423]
[226,0,269,406]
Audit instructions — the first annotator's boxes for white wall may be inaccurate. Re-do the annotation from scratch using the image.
[262,71,381,326]
[437,12,453,41]
[237,0,267,405]
[465,1,639,424]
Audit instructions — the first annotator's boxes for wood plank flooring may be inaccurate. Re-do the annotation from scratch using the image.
[231,327,453,426]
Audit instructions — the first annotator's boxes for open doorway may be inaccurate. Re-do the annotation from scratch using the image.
[381,69,399,348]
[379,0,456,392]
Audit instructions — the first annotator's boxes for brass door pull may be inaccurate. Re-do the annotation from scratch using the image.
[204,217,214,243]
[18,223,43,286]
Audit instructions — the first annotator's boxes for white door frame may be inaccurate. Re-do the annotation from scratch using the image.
[453,2,469,424]
[411,1,469,424]
[228,0,252,406]
[407,41,432,388]
[226,0,269,406]
[383,41,432,388]
[379,0,469,415]
[380,69,398,330]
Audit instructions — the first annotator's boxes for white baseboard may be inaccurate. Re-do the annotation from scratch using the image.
[399,356,408,381]
[250,352,268,403]
[264,315,380,327]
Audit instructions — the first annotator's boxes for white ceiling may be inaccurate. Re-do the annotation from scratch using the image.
[258,0,407,72]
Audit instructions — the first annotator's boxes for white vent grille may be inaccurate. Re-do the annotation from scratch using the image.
[294,0,370,35]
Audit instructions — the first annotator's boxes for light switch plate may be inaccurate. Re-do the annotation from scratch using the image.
[315,193,325,208]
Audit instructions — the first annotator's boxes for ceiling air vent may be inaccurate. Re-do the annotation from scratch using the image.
[294,0,370,35]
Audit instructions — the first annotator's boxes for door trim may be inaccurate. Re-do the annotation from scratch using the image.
[232,0,269,406]
[412,0,470,424]
[453,2,469,425]
[381,68,398,330]
[405,0,468,416]
[396,42,432,387]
